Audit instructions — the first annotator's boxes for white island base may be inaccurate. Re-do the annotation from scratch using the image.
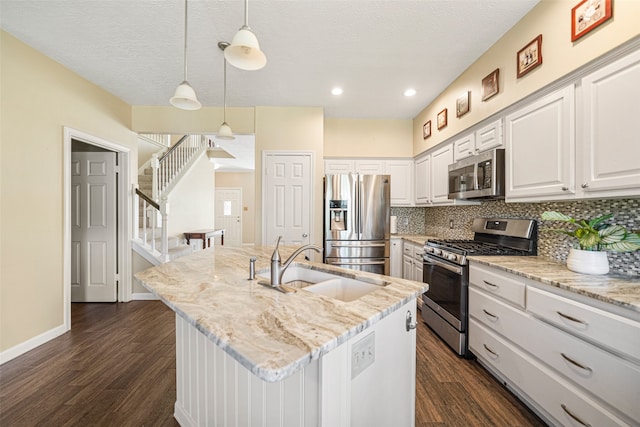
[174,300,417,427]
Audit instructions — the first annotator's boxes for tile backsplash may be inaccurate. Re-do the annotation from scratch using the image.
[421,198,640,276]
[392,199,639,276]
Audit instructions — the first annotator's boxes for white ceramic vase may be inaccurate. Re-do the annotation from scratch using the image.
[566,248,609,275]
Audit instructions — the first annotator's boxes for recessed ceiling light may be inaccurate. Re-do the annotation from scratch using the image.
[331,87,343,96]
[404,89,417,97]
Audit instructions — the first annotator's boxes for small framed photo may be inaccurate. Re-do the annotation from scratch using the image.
[422,120,432,139]
[571,0,613,42]
[437,109,447,130]
[517,34,543,78]
[481,68,500,101]
[456,91,470,118]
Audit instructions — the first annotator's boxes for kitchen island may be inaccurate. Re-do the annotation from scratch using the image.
[135,245,427,427]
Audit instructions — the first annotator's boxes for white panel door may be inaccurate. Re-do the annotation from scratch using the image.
[264,153,312,246]
[71,152,117,302]
[215,188,242,246]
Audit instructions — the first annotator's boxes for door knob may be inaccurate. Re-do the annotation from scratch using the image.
[302,233,308,238]
[406,311,417,332]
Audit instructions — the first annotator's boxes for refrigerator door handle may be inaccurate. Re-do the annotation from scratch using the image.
[330,242,386,248]
[327,260,387,266]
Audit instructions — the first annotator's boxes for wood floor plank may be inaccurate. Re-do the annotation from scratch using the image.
[0,301,546,426]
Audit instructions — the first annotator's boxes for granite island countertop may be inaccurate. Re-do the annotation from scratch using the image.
[135,245,427,382]
[469,256,640,313]
[392,234,439,246]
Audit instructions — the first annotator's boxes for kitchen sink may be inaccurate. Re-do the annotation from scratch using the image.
[257,265,387,302]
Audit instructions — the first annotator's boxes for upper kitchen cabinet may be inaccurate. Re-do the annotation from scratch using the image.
[505,85,575,201]
[324,159,355,174]
[354,159,385,174]
[414,153,431,206]
[579,48,640,198]
[453,119,503,162]
[324,159,385,174]
[430,144,454,205]
[385,159,414,206]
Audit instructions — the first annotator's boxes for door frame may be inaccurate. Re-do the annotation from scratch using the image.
[261,150,315,246]
[215,187,243,246]
[63,127,132,329]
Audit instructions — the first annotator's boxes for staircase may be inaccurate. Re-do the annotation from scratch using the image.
[133,134,210,265]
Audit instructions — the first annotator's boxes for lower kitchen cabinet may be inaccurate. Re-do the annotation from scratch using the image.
[402,241,423,282]
[390,236,403,278]
[469,262,640,426]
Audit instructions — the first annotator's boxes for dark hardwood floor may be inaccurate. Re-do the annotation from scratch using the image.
[0,301,546,426]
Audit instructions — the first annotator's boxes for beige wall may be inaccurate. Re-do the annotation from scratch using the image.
[254,107,325,247]
[132,106,255,134]
[0,31,137,352]
[413,0,640,155]
[324,118,413,158]
[215,172,256,245]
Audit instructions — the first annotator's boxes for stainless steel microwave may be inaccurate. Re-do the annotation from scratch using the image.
[448,148,505,200]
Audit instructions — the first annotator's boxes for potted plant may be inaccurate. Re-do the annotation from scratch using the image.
[541,211,640,275]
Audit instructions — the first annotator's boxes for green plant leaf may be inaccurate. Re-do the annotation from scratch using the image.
[599,225,625,244]
[541,211,574,222]
[578,230,601,250]
[604,240,640,252]
[589,213,613,228]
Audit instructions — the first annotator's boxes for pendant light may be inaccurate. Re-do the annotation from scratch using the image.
[170,0,201,110]
[217,42,235,140]
[224,0,267,71]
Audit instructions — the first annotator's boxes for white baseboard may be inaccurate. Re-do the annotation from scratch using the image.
[131,292,159,300]
[0,323,68,365]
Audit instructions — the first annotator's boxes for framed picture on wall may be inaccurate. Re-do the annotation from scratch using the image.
[517,34,543,78]
[571,0,613,42]
[481,68,500,101]
[423,120,432,139]
[456,91,470,118]
[437,109,448,130]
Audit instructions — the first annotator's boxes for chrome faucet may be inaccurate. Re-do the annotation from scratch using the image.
[270,236,323,291]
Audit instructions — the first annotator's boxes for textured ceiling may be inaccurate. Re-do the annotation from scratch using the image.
[0,0,539,120]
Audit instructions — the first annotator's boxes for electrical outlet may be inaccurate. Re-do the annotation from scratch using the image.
[449,219,454,229]
[351,332,375,379]
[402,217,409,226]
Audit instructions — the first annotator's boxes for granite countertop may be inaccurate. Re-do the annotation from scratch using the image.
[392,234,439,245]
[469,256,640,313]
[135,245,427,382]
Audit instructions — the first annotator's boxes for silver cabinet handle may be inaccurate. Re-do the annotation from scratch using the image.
[561,404,592,427]
[483,280,498,288]
[581,182,589,189]
[483,344,499,358]
[561,353,593,373]
[483,309,499,320]
[406,311,417,332]
[557,311,588,325]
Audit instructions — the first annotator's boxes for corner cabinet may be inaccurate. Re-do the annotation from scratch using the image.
[579,48,640,197]
[505,85,575,201]
[468,262,640,427]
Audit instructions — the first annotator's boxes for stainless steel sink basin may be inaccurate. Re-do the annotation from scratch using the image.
[257,266,387,302]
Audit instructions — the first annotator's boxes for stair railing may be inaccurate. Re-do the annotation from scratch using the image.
[152,134,208,200]
[133,187,170,262]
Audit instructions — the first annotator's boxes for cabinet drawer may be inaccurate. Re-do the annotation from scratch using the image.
[527,286,640,363]
[469,287,527,338]
[469,264,526,308]
[470,320,629,427]
[403,243,414,257]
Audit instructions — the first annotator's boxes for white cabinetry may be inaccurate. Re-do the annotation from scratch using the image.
[385,159,414,206]
[430,144,453,204]
[579,48,640,197]
[414,153,430,206]
[402,241,423,282]
[505,85,575,201]
[390,237,403,278]
[324,159,355,174]
[354,159,385,174]
[469,262,640,426]
[453,119,503,161]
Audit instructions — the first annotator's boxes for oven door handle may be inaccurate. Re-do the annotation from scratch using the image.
[423,255,463,276]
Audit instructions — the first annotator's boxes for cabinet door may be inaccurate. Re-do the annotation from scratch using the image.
[354,160,384,174]
[324,159,354,174]
[505,85,575,200]
[385,160,414,206]
[453,133,475,161]
[475,119,503,153]
[402,255,414,280]
[414,154,431,205]
[581,49,640,195]
[390,238,403,278]
[430,144,453,204]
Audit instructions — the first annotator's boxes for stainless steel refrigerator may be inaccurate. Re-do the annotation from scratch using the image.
[323,174,390,275]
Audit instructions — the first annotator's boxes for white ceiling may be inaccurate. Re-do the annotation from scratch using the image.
[0,0,539,120]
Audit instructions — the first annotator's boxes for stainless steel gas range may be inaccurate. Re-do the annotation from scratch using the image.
[421,218,538,357]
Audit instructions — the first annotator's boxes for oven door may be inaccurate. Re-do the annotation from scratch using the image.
[422,254,466,331]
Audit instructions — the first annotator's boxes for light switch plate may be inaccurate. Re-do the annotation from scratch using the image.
[351,332,375,379]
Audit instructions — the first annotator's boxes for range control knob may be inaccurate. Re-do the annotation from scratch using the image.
[426,247,434,254]
[433,249,442,256]
[447,253,458,262]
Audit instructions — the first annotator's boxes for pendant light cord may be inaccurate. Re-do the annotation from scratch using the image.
[223,58,228,122]
[243,0,249,28]
[183,0,188,80]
